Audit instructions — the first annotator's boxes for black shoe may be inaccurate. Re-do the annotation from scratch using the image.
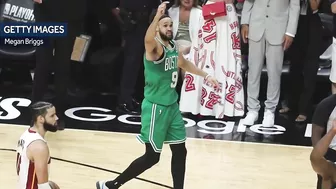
[116,103,140,115]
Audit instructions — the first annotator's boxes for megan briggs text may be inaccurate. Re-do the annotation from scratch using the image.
[4,38,44,47]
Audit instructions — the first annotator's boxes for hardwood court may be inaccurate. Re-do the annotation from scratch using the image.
[0,124,317,189]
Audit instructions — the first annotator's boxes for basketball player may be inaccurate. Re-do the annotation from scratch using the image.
[311,121,336,189]
[311,94,336,189]
[96,1,219,189]
[16,101,60,189]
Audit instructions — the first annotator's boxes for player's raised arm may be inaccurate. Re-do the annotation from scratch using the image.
[27,140,52,188]
[144,1,169,54]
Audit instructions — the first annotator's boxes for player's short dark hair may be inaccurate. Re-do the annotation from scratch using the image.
[29,101,54,126]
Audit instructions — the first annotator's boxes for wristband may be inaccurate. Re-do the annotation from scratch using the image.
[38,182,52,189]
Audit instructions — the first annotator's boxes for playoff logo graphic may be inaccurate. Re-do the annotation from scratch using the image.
[0,97,313,137]
[2,3,35,22]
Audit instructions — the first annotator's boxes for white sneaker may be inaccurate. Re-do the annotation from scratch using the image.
[242,111,258,125]
[96,181,108,189]
[262,110,274,127]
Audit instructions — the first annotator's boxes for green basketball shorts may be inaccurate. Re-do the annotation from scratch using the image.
[136,98,186,153]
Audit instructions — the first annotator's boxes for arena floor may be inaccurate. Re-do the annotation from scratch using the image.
[1,124,316,189]
[0,81,326,189]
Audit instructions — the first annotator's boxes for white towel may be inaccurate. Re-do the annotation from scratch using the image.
[179,3,245,118]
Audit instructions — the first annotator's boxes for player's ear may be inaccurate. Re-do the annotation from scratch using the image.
[156,25,159,32]
[37,115,44,123]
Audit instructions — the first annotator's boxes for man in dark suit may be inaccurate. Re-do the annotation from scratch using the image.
[278,0,324,122]
[32,0,87,130]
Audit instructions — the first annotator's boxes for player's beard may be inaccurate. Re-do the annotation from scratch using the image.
[159,31,172,41]
[43,120,58,132]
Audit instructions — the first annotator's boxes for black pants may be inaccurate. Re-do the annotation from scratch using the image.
[32,21,82,117]
[317,148,336,189]
[287,14,323,116]
[118,21,148,104]
[106,142,187,189]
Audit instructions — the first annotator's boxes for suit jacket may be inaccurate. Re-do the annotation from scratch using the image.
[241,0,300,45]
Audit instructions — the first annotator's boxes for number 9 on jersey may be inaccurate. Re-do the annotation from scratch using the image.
[171,71,178,88]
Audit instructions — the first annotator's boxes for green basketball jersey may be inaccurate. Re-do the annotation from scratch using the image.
[143,38,179,106]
